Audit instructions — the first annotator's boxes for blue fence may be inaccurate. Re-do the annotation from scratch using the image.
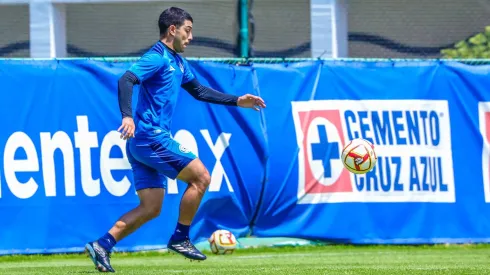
[1,59,490,254]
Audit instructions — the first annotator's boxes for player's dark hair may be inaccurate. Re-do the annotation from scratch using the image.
[158,7,193,36]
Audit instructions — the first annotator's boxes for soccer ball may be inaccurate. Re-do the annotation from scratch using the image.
[341,138,377,174]
[208,229,237,255]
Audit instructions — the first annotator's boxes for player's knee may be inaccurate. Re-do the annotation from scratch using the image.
[142,204,161,220]
[194,170,210,194]
[201,170,211,187]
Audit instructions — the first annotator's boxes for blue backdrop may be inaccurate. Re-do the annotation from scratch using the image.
[1,59,490,254]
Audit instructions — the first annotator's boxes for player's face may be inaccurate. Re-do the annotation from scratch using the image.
[174,20,193,53]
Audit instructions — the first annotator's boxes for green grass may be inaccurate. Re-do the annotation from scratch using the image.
[1,245,490,274]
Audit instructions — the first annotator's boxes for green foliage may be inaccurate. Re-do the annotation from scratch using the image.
[441,26,490,58]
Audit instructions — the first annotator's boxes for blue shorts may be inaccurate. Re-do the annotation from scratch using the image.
[126,135,197,191]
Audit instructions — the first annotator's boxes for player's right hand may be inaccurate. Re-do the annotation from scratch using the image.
[118,117,135,140]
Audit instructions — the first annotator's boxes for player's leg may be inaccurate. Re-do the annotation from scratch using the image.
[129,135,210,260]
[117,135,209,261]
[159,140,210,261]
[85,188,163,273]
[172,159,210,236]
[85,140,166,272]
[165,158,210,261]
[108,187,164,240]
[106,160,166,242]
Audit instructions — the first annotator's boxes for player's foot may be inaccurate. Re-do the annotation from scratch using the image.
[84,241,115,272]
[167,237,207,261]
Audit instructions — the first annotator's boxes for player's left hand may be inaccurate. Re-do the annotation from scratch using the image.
[118,117,135,140]
[237,94,266,111]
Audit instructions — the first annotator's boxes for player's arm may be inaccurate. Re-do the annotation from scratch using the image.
[180,59,238,106]
[118,71,139,119]
[181,79,239,106]
[181,59,266,110]
[117,71,138,140]
[182,79,266,110]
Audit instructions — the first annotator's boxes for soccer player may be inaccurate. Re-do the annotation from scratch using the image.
[84,6,266,273]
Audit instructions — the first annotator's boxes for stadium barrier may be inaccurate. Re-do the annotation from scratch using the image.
[1,58,490,254]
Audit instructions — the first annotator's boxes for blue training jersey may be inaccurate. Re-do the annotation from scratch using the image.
[128,41,195,138]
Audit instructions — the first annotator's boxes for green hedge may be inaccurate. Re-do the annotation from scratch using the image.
[441,26,490,58]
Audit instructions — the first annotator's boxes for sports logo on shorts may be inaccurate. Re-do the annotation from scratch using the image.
[479,102,490,202]
[179,144,190,153]
[291,100,455,204]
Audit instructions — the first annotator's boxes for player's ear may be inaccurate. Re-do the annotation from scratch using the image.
[169,25,176,36]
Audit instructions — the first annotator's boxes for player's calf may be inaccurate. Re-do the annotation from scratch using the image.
[111,203,162,238]
[167,159,211,261]
[175,162,211,226]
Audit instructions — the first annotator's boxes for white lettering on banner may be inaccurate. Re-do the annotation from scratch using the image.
[100,131,132,197]
[167,130,234,194]
[479,102,490,203]
[4,132,39,199]
[40,131,75,197]
[201,130,234,192]
[291,100,455,204]
[74,116,100,197]
[0,116,234,199]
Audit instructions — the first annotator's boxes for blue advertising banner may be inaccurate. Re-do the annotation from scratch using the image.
[1,58,490,254]
[253,60,490,244]
[0,59,265,254]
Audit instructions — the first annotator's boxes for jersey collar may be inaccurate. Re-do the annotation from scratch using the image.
[158,41,177,55]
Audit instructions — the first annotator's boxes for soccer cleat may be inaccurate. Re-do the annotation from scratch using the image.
[167,238,207,261]
[84,241,115,273]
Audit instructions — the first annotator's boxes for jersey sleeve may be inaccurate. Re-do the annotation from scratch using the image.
[128,53,165,83]
[182,58,196,84]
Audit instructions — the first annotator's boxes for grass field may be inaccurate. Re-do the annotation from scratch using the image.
[1,245,490,274]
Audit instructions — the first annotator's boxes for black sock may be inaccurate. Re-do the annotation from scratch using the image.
[170,222,190,241]
[97,232,116,251]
